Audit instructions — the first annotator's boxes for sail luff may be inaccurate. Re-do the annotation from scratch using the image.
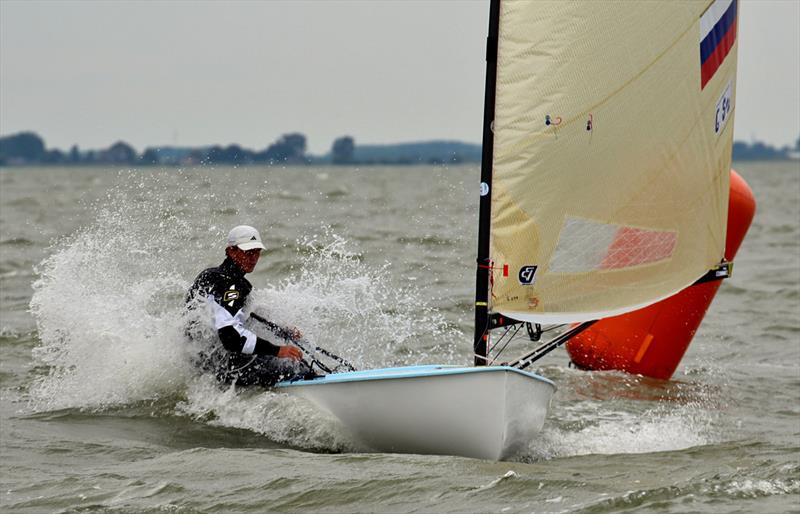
[474,0,502,366]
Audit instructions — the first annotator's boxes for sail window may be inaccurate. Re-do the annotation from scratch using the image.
[548,218,677,273]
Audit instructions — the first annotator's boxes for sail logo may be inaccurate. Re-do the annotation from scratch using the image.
[518,265,538,285]
[715,79,733,134]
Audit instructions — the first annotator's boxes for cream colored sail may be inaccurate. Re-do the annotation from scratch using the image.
[489,0,738,323]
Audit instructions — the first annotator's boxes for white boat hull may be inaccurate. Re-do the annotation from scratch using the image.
[276,365,555,460]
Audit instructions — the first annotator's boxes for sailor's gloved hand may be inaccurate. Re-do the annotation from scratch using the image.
[277,345,303,361]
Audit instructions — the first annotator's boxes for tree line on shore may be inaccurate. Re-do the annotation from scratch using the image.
[0,131,480,167]
[0,130,797,167]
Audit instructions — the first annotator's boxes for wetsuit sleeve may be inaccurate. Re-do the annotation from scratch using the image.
[207,297,280,356]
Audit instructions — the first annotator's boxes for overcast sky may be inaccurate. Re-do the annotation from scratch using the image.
[1,0,798,154]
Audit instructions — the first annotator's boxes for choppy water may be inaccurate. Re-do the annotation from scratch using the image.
[1,162,798,513]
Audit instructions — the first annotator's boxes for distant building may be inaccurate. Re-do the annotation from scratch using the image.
[102,141,138,164]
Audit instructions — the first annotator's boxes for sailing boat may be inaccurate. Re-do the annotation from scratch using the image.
[276,0,739,460]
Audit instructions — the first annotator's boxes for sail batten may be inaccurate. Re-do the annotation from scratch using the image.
[484,0,738,324]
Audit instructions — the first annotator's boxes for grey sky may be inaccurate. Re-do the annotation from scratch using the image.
[1,0,798,155]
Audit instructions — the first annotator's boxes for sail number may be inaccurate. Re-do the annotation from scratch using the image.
[715,80,733,135]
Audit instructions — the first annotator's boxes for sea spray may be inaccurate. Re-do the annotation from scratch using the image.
[176,376,363,453]
[249,228,462,370]
[25,169,257,412]
[516,367,728,462]
[26,170,463,452]
[28,187,199,411]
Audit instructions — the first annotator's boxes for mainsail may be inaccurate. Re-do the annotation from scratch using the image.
[476,0,739,341]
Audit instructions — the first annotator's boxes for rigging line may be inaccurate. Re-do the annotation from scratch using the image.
[499,323,565,345]
[487,323,569,366]
[489,339,511,364]
[489,324,523,365]
[541,324,567,334]
[485,323,568,365]
[489,324,515,350]
[290,339,333,374]
[511,321,598,370]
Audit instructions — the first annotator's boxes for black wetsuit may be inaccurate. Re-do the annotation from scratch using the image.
[186,257,311,386]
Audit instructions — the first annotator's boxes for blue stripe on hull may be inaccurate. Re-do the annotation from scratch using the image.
[276,364,555,388]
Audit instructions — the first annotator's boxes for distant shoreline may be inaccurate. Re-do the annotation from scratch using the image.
[0,162,482,169]
[1,130,797,167]
[0,131,481,167]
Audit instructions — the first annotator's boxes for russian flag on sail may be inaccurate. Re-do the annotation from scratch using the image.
[700,0,738,89]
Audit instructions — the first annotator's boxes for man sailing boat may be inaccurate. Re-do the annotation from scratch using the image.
[186,225,314,386]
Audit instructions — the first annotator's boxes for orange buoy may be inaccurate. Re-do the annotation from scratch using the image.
[566,170,756,380]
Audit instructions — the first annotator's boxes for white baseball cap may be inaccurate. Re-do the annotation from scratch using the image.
[227,225,266,251]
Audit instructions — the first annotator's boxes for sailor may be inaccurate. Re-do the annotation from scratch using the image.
[186,225,313,387]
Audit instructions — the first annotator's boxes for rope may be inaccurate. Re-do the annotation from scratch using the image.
[249,313,357,373]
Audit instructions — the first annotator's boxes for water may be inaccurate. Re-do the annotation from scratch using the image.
[1,162,798,513]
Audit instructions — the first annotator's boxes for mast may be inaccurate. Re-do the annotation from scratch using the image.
[474,0,501,366]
